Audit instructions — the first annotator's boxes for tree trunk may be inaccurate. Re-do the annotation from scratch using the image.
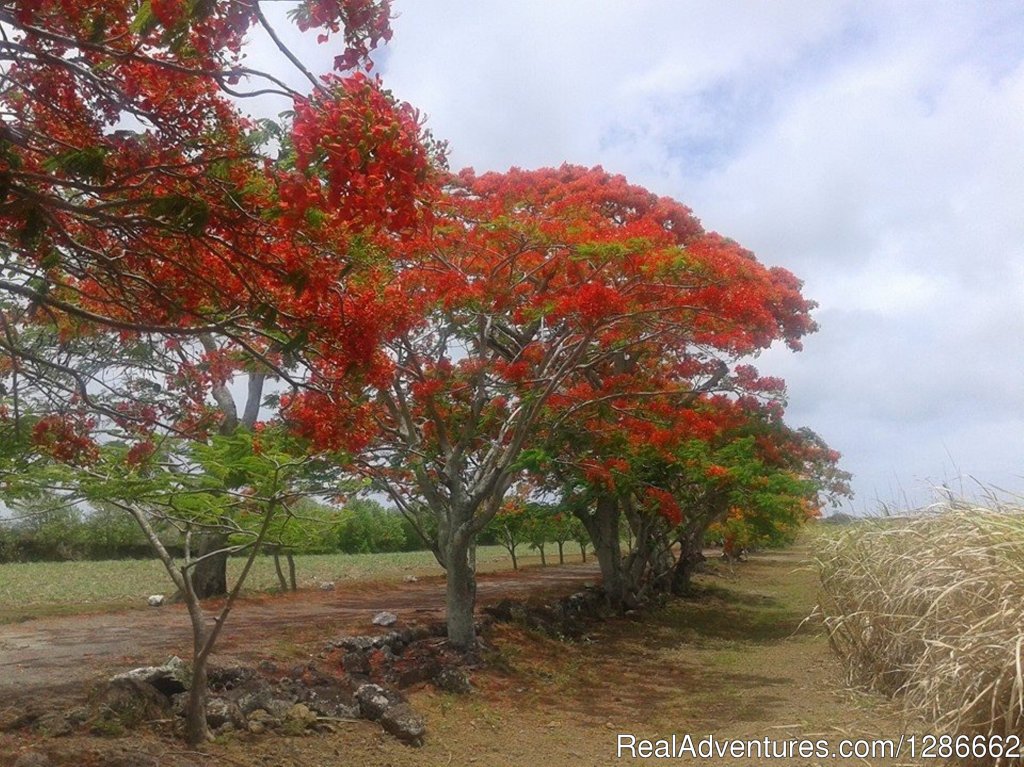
[192,533,228,599]
[180,576,212,747]
[557,541,565,564]
[273,549,288,591]
[671,539,705,595]
[184,656,210,746]
[538,544,546,566]
[510,546,518,570]
[287,552,297,591]
[579,542,587,562]
[443,535,477,650]
[577,496,630,610]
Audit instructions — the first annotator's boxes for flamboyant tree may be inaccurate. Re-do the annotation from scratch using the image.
[537,387,851,606]
[0,0,441,745]
[288,164,818,648]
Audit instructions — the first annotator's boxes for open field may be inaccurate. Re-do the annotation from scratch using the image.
[1,544,926,766]
[0,546,534,623]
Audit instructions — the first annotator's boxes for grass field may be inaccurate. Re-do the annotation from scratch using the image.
[0,545,526,622]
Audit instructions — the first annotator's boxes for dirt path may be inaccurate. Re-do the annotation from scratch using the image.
[0,562,599,702]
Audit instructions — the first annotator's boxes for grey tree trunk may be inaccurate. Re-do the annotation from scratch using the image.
[184,653,210,746]
[273,549,288,591]
[287,552,297,591]
[577,496,630,609]
[191,533,228,599]
[443,536,477,650]
[671,534,705,595]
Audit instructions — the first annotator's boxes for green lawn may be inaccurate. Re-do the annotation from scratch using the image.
[0,545,522,622]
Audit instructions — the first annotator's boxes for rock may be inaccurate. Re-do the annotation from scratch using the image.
[332,635,378,653]
[237,688,294,719]
[319,581,335,591]
[484,599,528,623]
[247,720,266,735]
[282,703,317,735]
[205,697,243,730]
[379,703,426,746]
[111,657,190,697]
[432,667,472,695]
[372,611,398,627]
[304,697,359,720]
[355,683,424,746]
[354,684,403,721]
[247,708,278,734]
[208,665,255,692]
[91,677,171,731]
[403,575,419,583]
[147,595,165,607]
[330,629,409,653]
[170,693,188,717]
[342,651,371,677]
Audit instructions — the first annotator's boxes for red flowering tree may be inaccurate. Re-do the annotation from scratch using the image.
[535,388,851,606]
[0,0,440,745]
[288,164,818,648]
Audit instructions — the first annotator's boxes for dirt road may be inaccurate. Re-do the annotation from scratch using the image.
[0,562,599,702]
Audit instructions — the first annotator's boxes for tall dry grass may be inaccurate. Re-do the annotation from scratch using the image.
[816,504,1024,761]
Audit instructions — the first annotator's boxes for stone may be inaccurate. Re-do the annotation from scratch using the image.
[91,677,170,731]
[237,688,294,719]
[204,697,243,729]
[147,595,165,607]
[432,667,472,695]
[319,581,335,591]
[379,703,426,747]
[111,657,190,697]
[281,703,317,735]
[207,665,255,692]
[247,708,279,733]
[330,629,408,654]
[372,611,398,627]
[342,651,371,677]
[247,719,267,735]
[403,575,419,583]
[354,683,403,721]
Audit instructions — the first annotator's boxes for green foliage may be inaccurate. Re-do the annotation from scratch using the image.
[523,502,556,551]
[0,502,156,562]
[334,498,407,554]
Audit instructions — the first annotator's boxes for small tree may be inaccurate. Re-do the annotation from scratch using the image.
[569,516,591,562]
[523,503,555,567]
[488,498,529,570]
[549,512,576,565]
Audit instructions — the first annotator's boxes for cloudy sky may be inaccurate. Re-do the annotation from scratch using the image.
[261,1,1024,512]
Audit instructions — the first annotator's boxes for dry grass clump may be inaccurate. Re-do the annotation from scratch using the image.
[816,505,1024,759]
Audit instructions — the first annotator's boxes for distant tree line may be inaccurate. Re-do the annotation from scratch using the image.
[0,498,427,564]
